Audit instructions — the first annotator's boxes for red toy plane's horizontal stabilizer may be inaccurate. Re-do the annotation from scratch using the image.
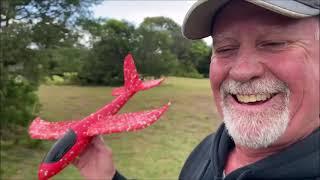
[29,117,79,140]
[87,102,170,136]
[112,78,164,96]
[111,87,125,96]
[111,54,164,96]
[141,78,164,89]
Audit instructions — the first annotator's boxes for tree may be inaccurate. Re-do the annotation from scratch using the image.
[189,41,211,77]
[77,16,212,85]
[1,0,102,28]
[136,17,210,78]
[0,0,102,128]
[0,23,41,127]
[79,19,137,85]
[134,17,180,77]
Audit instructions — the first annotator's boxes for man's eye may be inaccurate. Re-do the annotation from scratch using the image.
[258,41,288,50]
[217,48,233,52]
[215,47,237,55]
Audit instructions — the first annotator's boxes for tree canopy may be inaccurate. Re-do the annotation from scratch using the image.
[1,2,212,128]
[0,0,102,128]
[78,17,211,85]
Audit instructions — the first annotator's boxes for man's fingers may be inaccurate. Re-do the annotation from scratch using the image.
[72,141,95,167]
[92,136,113,156]
[92,136,105,147]
[72,156,81,166]
[73,136,112,168]
[99,135,105,142]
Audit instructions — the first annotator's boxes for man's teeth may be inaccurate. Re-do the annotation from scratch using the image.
[236,94,272,103]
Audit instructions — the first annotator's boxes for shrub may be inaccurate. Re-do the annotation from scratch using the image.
[0,75,40,128]
[63,72,79,84]
[44,72,79,85]
[171,63,203,79]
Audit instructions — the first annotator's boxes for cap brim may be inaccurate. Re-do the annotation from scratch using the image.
[182,0,229,40]
[182,0,319,40]
[247,0,319,18]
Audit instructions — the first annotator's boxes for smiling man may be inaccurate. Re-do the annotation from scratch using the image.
[74,0,319,179]
[180,0,319,179]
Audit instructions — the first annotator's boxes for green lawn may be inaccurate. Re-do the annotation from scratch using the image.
[1,77,221,179]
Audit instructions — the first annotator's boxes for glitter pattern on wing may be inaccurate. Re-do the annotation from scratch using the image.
[29,117,78,140]
[140,78,164,89]
[112,78,164,96]
[87,102,170,136]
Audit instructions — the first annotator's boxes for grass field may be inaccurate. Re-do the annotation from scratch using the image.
[1,77,221,179]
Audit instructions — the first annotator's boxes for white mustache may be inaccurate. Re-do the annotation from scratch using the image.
[220,78,288,96]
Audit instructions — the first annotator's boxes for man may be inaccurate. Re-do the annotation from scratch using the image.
[74,0,320,179]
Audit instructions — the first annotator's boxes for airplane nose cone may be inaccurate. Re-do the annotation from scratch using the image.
[38,163,54,180]
[38,168,48,180]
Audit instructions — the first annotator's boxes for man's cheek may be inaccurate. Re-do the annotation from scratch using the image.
[214,91,224,118]
[209,77,224,116]
[210,59,228,88]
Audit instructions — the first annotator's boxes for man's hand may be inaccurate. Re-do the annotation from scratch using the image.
[73,136,116,180]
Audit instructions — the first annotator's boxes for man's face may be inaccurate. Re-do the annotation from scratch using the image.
[210,1,319,148]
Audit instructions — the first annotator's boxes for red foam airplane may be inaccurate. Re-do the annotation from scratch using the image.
[29,54,170,180]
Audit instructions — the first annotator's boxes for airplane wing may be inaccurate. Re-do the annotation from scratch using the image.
[29,117,79,140]
[87,102,170,136]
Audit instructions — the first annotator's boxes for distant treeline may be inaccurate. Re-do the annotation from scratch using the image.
[41,17,212,86]
[0,0,211,129]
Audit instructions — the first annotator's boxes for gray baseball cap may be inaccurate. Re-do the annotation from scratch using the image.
[182,0,320,40]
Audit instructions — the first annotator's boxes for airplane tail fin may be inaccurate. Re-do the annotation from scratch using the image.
[112,54,164,96]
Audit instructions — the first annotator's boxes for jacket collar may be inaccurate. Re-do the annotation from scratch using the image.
[210,124,320,179]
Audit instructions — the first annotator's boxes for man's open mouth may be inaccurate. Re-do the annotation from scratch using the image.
[231,93,276,105]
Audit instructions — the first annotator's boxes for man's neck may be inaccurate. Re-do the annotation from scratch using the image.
[224,145,280,174]
[224,125,319,174]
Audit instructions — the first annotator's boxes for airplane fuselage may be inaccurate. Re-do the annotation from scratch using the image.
[31,54,169,180]
[38,91,135,179]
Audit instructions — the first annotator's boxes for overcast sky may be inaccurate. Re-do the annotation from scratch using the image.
[91,1,212,44]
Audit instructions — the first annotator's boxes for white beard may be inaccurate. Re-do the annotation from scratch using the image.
[220,79,290,149]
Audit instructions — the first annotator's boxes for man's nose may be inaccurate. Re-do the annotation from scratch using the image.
[229,59,265,82]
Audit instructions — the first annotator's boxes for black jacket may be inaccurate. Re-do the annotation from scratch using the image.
[179,124,320,180]
[114,125,320,180]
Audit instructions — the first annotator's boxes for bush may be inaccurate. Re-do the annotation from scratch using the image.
[171,63,204,79]
[44,75,64,85]
[0,75,40,128]
[63,72,79,84]
[44,72,79,85]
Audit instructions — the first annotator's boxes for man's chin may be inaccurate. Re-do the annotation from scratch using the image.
[222,106,290,149]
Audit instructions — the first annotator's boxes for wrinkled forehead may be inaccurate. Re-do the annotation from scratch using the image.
[213,25,292,42]
[212,1,318,42]
[212,19,318,45]
[212,1,296,32]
